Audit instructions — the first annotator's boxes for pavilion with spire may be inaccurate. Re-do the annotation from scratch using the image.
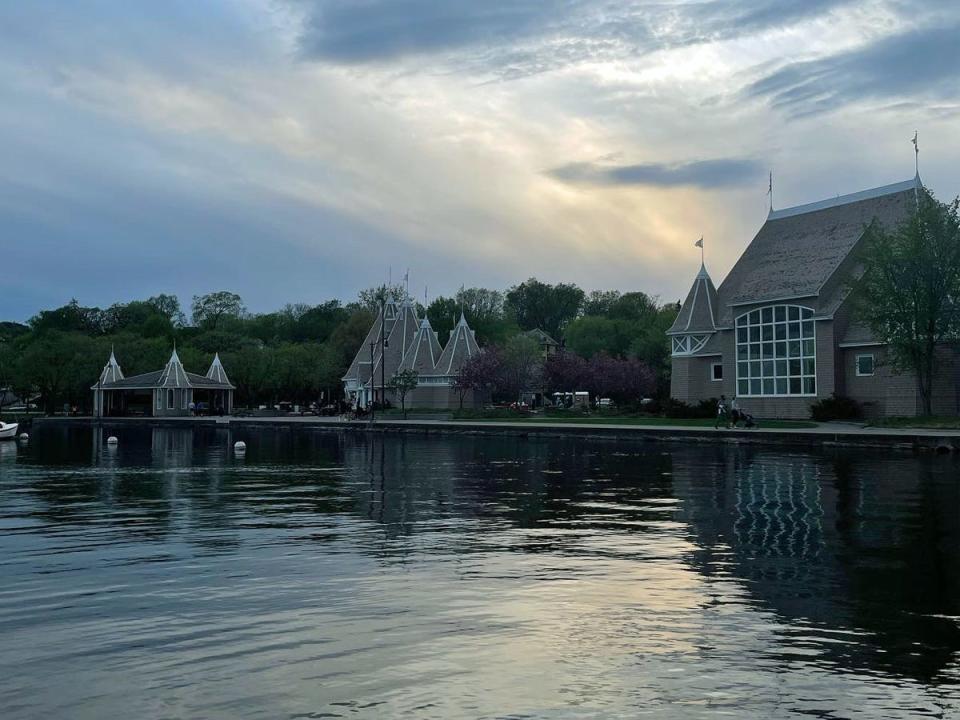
[667,171,959,419]
[342,295,486,410]
[91,348,234,417]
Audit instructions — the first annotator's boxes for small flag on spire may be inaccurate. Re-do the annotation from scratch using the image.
[694,237,703,248]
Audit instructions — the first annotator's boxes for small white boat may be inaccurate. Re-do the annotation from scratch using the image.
[0,422,19,440]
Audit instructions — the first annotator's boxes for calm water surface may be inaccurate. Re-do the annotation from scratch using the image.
[1,426,959,719]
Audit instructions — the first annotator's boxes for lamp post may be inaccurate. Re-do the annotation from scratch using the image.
[369,340,376,424]
[368,297,390,425]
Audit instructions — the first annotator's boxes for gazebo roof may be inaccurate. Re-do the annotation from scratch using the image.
[206,352,231,385]
[91,350,234,390]
[97,348,125,385]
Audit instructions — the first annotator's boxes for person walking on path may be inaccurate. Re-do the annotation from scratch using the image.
[714,394,729,429]
[730,396,741,427]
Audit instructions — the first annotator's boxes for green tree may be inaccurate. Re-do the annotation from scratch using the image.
[388,369,419,418]
[357,283,407,312]
[146,294,186,326]
[30,300,106,335]
[583,290,621,316]
[505,278,584,339]
[499,334,543,401]
[191,291,246,330]
[427,296,459,346]
[852,189,960,415]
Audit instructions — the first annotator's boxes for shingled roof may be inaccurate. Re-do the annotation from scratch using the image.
[341,300,398,384]
[206,353,231,385]
[91,350,234,390]
[97,349,124,385]
[715,177,918,326]
[436,313,481,376]
[668,263,718,335]
[372,298,420,385]
[398,317,442,375]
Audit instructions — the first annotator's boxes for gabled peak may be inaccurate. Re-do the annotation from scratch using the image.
[159,347,190,388]
[98,348,124,384]
[206,352,231,385]
[419,316,432,330]
[667,264,719,336]
[457,311,469,327]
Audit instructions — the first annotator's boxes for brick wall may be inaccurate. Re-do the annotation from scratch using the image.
[670,355,723,404]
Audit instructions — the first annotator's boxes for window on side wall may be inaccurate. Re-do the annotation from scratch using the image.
[711,362,723,381]
[856,354,875,377]
[167,389,174,409]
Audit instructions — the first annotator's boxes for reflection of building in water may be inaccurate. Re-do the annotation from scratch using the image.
[671,447,960,682]
[151,427,195,467]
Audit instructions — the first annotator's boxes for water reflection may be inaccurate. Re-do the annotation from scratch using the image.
[1,426,958,718]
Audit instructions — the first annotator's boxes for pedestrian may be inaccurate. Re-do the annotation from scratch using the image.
[188,401,196,417]
[714,394,728,429]
[730,396,741,427]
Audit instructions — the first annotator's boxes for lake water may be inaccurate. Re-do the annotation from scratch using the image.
[1,425,959,719]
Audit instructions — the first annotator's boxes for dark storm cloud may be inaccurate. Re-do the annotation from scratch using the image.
[748,23,960,116]
[550,158,763,189]
[294,0,853,70]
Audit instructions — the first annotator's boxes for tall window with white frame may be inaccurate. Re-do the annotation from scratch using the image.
[735,305,816,397]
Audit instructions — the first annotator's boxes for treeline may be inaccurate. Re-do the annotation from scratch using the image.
[0,279,678,413]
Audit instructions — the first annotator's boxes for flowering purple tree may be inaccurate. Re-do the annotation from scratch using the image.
[455,348,503,408]
[586,353,655,407]
[543,351,589,393]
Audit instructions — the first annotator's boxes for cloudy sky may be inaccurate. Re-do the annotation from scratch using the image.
[1,0,958,322]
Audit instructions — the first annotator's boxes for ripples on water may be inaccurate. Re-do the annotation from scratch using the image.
[0,426,958,719]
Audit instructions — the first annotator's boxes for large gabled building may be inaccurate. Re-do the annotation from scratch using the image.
[669,175,960,418]
[342,297,484,410]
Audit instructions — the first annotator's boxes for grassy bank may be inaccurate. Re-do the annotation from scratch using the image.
[452,412,816,429]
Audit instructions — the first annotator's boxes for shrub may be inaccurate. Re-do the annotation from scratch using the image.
[453,407,533,420]
[810,394,862,422]
[662,397,717,419]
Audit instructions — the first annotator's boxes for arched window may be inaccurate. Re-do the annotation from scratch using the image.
[735,305,816,396]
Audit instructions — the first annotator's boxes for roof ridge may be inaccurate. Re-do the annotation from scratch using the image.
[768,177,918,221]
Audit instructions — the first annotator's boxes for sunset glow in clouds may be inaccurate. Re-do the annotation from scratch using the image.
[2,0,958,320]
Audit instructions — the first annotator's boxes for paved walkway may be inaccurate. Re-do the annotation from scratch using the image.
[34,415,960,444]
[226,415,960,439]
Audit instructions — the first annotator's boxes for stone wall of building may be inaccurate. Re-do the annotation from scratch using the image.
[385,385,484,410]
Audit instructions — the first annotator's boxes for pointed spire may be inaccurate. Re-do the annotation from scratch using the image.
[206,352,231,385]
[159,346,190,388]
[668,263,718,335]
[98,348,124,385]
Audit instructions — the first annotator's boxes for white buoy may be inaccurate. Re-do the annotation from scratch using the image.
[234,441,247,453]
[18,433,29,442]
[107,436,119,445]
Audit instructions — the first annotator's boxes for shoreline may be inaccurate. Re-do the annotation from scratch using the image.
[29,415,960,453]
